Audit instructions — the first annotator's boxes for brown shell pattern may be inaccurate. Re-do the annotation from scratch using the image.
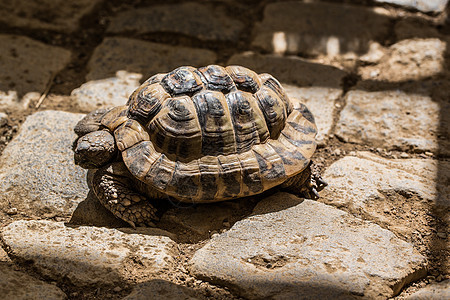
[103,65,317,202]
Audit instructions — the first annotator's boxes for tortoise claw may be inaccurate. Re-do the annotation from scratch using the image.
[316,178,328,191]
[311,187,320,199]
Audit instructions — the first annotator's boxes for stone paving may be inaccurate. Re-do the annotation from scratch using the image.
[0,0,449,299]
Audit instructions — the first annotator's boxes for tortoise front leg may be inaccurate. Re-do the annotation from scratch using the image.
[281,161,327,200]
[92,162,159,228]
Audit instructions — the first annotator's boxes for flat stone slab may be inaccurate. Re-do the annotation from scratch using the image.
[71,70,141,112]
[228,52,346,88]
[0,35,71,105]
[0,0,102,32]
[2,220,177,286]
[124,280,199,300]
[190,193,427,299]
[284,85,341,145]
[359,39,446,82]
[375,0,449,13]
[252,2,390,56]
[107,2,243,42]
[0,264,66,299]
[0,110,88,217]
[335,90,450,155]
[321,151,450,235]
[407,280,450,299]
[87,38,217,81]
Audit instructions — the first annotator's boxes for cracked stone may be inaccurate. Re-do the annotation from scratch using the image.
[71,70,142,112]
[0,0,102,32]
[375,0,449,13]
[284,85,341,145]
[2,220,177,286]
[190,192,427,299]
[0,264,66,299]
[107,2,244,42]
[87,38,216,81]
[0,111,88,217]
[228,52,346,88]
[335,90,450,155]
[252,2,390,56]
[359,39,446,83]
[0,35,71,106]
[321,151,450,237]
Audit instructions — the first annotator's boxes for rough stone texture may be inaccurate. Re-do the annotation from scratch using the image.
[71,71,141,112]
[228,52,346,88]
[1,220,177,286]
[335,90,450,155]
[407,280,450,299]
[252,2,390,56]
[359,39,446,82]
[0,264,67,299]
[0,35,71,105]
[0,0,102,32]
[124,280,199,300]
[0,111,88,216]
[375,0,449,13]
[87,38,217,81]
[321,151,450,233]
[190,193,427,299]
[284,85,341,145]
[107,2,243,42]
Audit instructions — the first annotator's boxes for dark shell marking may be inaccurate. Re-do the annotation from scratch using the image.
[102,65,317,202]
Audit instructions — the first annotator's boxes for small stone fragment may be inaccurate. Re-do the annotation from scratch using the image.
[6,207,17,215]
[0,112,8,127]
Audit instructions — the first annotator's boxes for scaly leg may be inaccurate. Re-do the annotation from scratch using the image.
[92,162,159,228]
[281,161,327,200]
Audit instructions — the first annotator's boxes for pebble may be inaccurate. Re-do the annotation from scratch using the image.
[0,112,8,126]
[6,208,17,215]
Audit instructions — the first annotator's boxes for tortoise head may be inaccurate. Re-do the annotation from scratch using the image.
[73,109,118,169]
[74,130,118,169]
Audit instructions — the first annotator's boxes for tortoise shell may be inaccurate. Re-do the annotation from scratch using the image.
[101,65,317,202]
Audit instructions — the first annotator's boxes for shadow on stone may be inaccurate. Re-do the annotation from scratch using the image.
[123,279,199,300]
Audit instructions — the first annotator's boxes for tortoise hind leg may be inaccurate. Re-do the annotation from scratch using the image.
[92,162,159,228]
[281,161,327,200]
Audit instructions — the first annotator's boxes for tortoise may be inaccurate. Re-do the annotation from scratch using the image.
[73,65,326,227]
